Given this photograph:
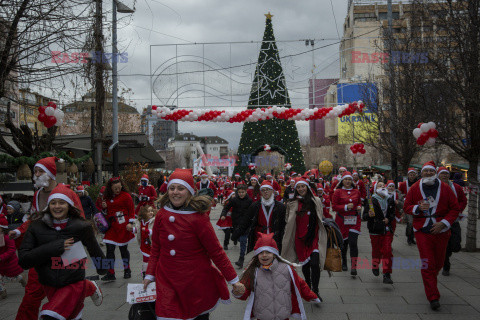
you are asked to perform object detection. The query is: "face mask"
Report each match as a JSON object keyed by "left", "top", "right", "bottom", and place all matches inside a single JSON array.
[
  {"left": 376, "top": 188, "right": 388, "bottom": 197},
  {"left": 141, "top": 180, "right": 148, "bottom": 187},
  {"left": 422, "top": 176, "right": 437, "bottom": 185},
  {"left": 33, "top": 173, "right": 50, "bottom": 188}
]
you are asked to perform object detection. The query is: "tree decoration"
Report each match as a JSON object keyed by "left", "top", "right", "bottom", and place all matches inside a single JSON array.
[
  {"left": 284, "top": 163, "right": 292, "bottom": 170},
  {"left": 0, "top": 151, "right": 92, "bottom": 166},
  {"left": 350, "top": 143, "right": 366, "bottom": 155},
  {"left": 263, "top": 144, "right": 271, "bottom": 151},
  {"left": 37, "top": 101, "right": 65, "bottom": 128},
  {"left": 318, "top": 160, "right": 333, "bottom": 176},
  {"left": 413, "top": 122, "right": 438, "bottom": 146},
  {"left": 248, "top": 163, "right": 257, "bottom": 170}
]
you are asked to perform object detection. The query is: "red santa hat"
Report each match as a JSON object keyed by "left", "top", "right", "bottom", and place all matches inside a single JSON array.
[
  {"left": 140, "top": 174, "right": 149, "bottom": 181},
  {"left": 291, "top": 171, "right": 297, "bottom": 176},
  {"left": 352, "top": 170, "right": 359, "bottom": 176},
  {"left": 99, "top": 186, "right": 106, "bottom": 195},
  {"left": 340, "top": 171, "right": 353, "bottom": 181},
  {"left": 265, "top": 172, "right": 273, "bottom": 178},
  {"left": 47, "top": 184, "right": 78, "bottom": 208},
  {"left": 234, "top": 173, "right": 240, "bottom": 178},
  {"left": 407, "top": 167, "right": 417, "bottom": 174},
  {"left": 387, "top": 180, "right": 395, "bottom": 187},
  {"left": 339, "top": 166, "right": 347, "bottom": 172},
  {"left": 35, "top": 156, "right": 61, "bottom": 180},
  {"left": 168, "top": 169, "right": 195, "bottom": 195},
  {"left": 421, "top": 161, "right": 437, "bottom": 173},
  {"left": 437, "top": 167, "right": 449, "bottom": 175},
  {"left": 225, "top": 180, "right": 232, "bottom": 185},
  {"left": 0, "top": 214, "right": 8, "bottom": 229},
  {"left": 294, "top": 177, "right": 310, "bottom": 189},
  {"left": 260, "top": 180, "right": 273, "bottom": 190},
  {"left": 254, "top": 233, "right": 279, "bottom": 256},
  {"left": 316, "top": 183, "right": 324, "bottom": 191},
  {"left": 75, "top": 185, "right": 85, "bottom": 193},
  {"left": 199, "top": 170, "right": 208, "bottom": 177},
  {"left": 250, "top": 175, "right": 259, "bottom": 181},
  {"left": 278, "top": 175, "right": 285, "bottom": 181}
]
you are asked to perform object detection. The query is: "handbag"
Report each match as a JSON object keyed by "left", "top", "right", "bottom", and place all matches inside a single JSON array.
[
  {"left": 94, "top": 211, "right": 111, "bottom": 233},
  {"left": 324, "top": 228, "right": 342, "bottom": 272},
  {"left": 128, "top": 302, "right": 156, "bottom": 320}
]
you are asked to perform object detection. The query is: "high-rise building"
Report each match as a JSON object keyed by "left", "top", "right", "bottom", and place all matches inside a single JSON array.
[{"left": 141, "top": 106, "right": 178, "bottom": 151}]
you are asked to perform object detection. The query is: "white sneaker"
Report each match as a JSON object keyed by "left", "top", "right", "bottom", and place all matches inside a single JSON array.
[{"left": 90, "top": 280, "right": 103, "bottom": 306}]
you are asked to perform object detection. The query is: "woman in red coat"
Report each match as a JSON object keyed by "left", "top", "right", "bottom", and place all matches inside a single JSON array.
[
  {"left": 101, "top": 177, "right": 135, "bottom": 281},
  {"left": 332, "top": 171, "right": 362, "bottom": 276},
  {"left": 246, "top": 175, "right": 261, "bottom": 202},
  {"left": 143, "top": 169, "right": 244, "bottom": 320}
]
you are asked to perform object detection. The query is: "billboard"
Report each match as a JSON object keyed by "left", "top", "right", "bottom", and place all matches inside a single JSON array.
[{"left": 337, "top": 83, "right": 378, "bottom": 144}]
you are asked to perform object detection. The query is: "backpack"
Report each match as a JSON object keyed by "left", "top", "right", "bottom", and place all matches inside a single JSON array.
[{"left": 128, "top": 302, "right": 156, "bottom": 320}]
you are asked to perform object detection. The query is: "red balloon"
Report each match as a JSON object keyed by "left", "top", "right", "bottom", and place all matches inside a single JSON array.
[
  {"left": 428, "top": 128, "right": 439, "bottom": 138},
  {"left": 47, "top": 101, "right": 57, "bottom": 109},
  {"left": 38, "top": 105, "right": 46, "bottom": 114},
  {"left": 417, "top": 122, "right": 423, "bottom": 129},
  {"left": 38, "top": 113, "right": 47, "bottom": 122},
  {"left": 152, "top": 105, "right": 157, "bottom": 110},
  {"left": 360, "top": 149, "right": 366, "bottom": 154},
  {"left": 47, "top": 116, "right": 57, "bottom": 125}
]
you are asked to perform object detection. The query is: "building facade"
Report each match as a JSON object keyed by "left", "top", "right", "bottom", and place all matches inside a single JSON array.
[{"left": 141, "top": 106, "right": 178, "bottom": 151}]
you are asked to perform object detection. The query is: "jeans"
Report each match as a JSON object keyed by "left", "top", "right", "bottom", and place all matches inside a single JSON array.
[{"left": 239, "top": 235, "right": 248, "bottom": 258}]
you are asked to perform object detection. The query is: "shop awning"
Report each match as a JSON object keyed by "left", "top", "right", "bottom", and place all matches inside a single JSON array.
[
  {"left": 371, "top": 165, "right": 391, "bottom": 172},
  {"left": 451, "top": 163, "right": 469, "bottom": 171}
]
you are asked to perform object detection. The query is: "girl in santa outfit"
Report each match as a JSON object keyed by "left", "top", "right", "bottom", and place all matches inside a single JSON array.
[
  {"left": 281, "top": 178, "right": 328, "bottom": 301},
  {"left": 216, "top": 184, "right": 236, "bottom": 250},
  {"left": 403, "top": 161, "right": 460, "bottom": 310},
  {"left": 133, "top": 205, "right": 155, "bottom": 279},
  {"left": 134, "top": 174, "right": 157, "bottom": 216},
  {"left": 368, "top": 182, "right": 396, "bottom": 284},
  {"left": 101, "top": 177, "right": 135, "bottom": 281},
  {"left": 143, "top": 168, "right": 243, "bottom": 320},
  {"left": 386, "top": 180, "right": 404, "bottom": 229},
  {"left": 232, "top": 173, "right": 242, "bottom": 189},
  {"left": 316, "top": 185, "right": 332, "bottom": 219},
  {"left": 247, "top": 175, "right": 261, "bottom": 202},
  {"left": 234, "top": 233, "right": 321, "bottom": 320},
  {"left": 0, "top": 215, "right": 26, "bottom": 299},
  {"left": 18, "top": 184, "right": 106, "bottom": 319},
  {"left": 332, "top": 171, "right": 362, "bottom": 276}
]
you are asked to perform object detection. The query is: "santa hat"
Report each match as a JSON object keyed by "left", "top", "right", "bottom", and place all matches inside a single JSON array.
[
  {"left": 278, "top": 175, "right": 285, "bottom": 181},
  {"left": 225, "top": 180, "right": 232, "bottom": 185},
  {"left": 340, "top": 171, "right": 353, "bottom": 181},
  {"left": 265, "top": 173, "right": 273, "bottom": 178},
  {"left": 0, "top": 214, "right": 8, "bottom": 229},
  {"left": 75, "top": 185, "right": 85, "bottom": 193},
  {"left": 316, "top": 183, "right": 324, "bottom": 191},
  {"left": 291, "top": 171, "right": 297, "bottom": 176},
  {"left": 421, "top": 161, "right": 437, "bottom": 173},
  {"left": 407, "top": 167, "right": 417, "bottom": 174},
  {"left": 254, "top": 233, "right": 279, "bottom": 256},
  {"left": 260, "top": 180, "right": 273, "bottom": 190},
  {"left": 168, "top": 169, "right": 195, "bottom": 195},
  {"left": 35, "top": 157, "right": 61, "bottom": 180},
  {"left": 437, "top": 167, "right": 449, "bottom": 175},
  {"left": 234, "top": 173, "right": 240, "bottom": 178},
  {"left": 352, "top": 170, "right": 359, "bottom": 176},
  {"left": 387, "top": 180, "right": 395, "bottom": 187},
  {"left": 48, "top": 184, "right": 78, "bottom": 208},
  {"left": 250, "top": 175, "right": 259, "bottom": 181},
  {"left": 140, "top": 174, "right": 149, "bottom": 181},
  {"left": 99, "top": 186, "right": 106, "bottom": 194},
  {"left": 199, "top": 170, "right": 208, "bottom": 177},
  {"left": 294, "top": 178, "right": 310, "bottom": 189},
  {"left": 339, "top": 166, "right": 347, "bottom": 172}
]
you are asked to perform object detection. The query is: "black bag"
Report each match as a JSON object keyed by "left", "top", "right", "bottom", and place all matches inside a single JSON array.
[
  {"left": 449, "top": 221, "right": 462, "bottom": 253},
  {"left": 128, "top": 302, "right": 156, "bottom": 320}
]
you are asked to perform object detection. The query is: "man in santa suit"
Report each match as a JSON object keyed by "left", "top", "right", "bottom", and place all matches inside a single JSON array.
[
  {"left": 232, "top": 180, "right": 286, "bottom": 254},
  {"left": 399, "top": 168, "right": 419, "bottom": 245},
  {"left": 196, "top": 170, "right": 218, "bottom": 198},
  {"left": 9, "top": 157, "right": 85, "bottom": 320},
  {"left": 265, "top": 172, "right": 281, "bottom": 200},
  {"left": 331, "top": 166, "right": 347, "bottom": 190},
  {"left": 403, "top": 161, "right": 460, "bottom": 310},
  {"left": 134, "top": 174, "right": 157, "bottom": 216},
  {"left": 437, "top": 167, "right": 467, "bottom": 276}
]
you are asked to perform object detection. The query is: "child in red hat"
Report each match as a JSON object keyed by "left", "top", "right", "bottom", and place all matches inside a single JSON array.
[{"left": 234, "top": 233, "right": 320, "bottom": 320}]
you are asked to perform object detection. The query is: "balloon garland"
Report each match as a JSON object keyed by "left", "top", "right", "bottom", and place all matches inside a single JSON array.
[
  {"left": 37, "top": 102, "right": 65, "bottom": 128},
  {"left": 412, "top": 122, "right": 438, "bottom": 146},
  {"left": 150, "top": 101, "right": 365, "bottom": 123}
]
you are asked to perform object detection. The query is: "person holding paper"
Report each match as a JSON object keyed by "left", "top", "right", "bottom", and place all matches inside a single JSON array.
[
  {"left": 143, "top": 168, "right": 244, "bottom": 320},
  {"left": 18, "top": 184, "right": 106, "bottom": 320}
]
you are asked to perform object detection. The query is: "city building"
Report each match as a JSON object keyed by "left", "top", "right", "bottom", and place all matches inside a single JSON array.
[
  {"left": 141, "top": 106, "right": 178, "bottom": 151},
  {"left": 308, "top": 78, "right": 338, "bottom": 147},
  {"left": 58, "top": 91, "right": 141, "bottom": 136}
]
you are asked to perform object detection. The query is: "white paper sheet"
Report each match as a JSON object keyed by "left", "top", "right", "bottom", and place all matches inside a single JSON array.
[
  {"left": 60, "top": 241, "right": 87, "bottom": 266},
  {"left": 126, "top": 283, "right": 157, "bottom": 304}
]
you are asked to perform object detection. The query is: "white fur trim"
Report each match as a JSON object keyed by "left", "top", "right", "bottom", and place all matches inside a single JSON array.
[
  {"left": 48, "top": 193, "right": 74, "bottom": 207},
  {"left": 438, "top": 168, "right": 449, "bottom": 175},
  {"left": 145, "top": 274, "right": 155, "bottom": 282},
  {"left": 260, "top": 184, "right": 273, "bottom": 190},
  {"left": 102, "top": 237, "right": 135, "bottom": 246},
  {"left": 440, "top": 219, "right": 451, "bottom": 230},
  {"left": 228, "top": 276, "right": 239, "bottom": 284},
  {"left": 412, "top": 205, "right": 420, "bottom": 215},
  {"left": 294, "top": 180, "right": 309, "bottom": 189},
  {"left": 408, "top": 168, "right": 417, "bottom": 174},
  {"left": 167, "top": 179, "right": 195, "bottom": 195},
  {"left": 341, "top": 174, "right": 353, "bottom": 180},
  {"left": 254, "top": 246, "right": 279, "bottom": 256},
  {"left": 421, "top": 165, "right": 437, "bottom": 172},
  {"left": 163, "top": 206, "right": 197, "bottom": 215},
  {"left": 39, "top": 310, "right": 66, "bottom": 320},
  {"left": 35, "top": 163, "right": 56, "bottom": 180}
]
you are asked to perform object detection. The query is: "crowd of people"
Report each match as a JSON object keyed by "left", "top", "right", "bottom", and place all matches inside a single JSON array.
[{"left": 0, "top": 156, "right": 468, "bottom": 319}]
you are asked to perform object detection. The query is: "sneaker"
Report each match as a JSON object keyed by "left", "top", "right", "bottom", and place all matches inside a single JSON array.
[
  {"left": 90, "top": 281, "right": 103, "bottom": 306},
  {"left": 124, "top": 269, "right": 132, "bottom": 279},
  {"left": 442, "top": 269, "right": 450, "bottom": 276},
  {"left": 372, "top": 268, "right": 379, "bottom": 276},
  {"left": 383, "top": 273, "right": 393, "bottom": 284},
  {"left": 101, "top": 273, "right": 116, "bottom": 282},
  {"left": 430, "top": 299, "right": 440, "bottom": 311},
  {"left": 235, "top": 258, "right": 244, "bottom": 269}
]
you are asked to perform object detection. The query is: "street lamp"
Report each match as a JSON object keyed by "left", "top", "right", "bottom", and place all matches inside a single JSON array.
[{"left": 110, "top": 0, "right": 134, "bottom": 177}]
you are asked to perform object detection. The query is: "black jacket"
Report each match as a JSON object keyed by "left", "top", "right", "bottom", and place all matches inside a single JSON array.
[
  {"left": 220, "top": 194, "right": 253, "bottom": 227},
  {"left": 283, "top": 186, "right": 296, "bottom": 203},
  {"left": 368, "top": 196, "right": 395, "bottom": 235},
  {"left": 19, "top": 214, "right": 107, "bottom": 288},
  {"left": 232, "top": 200, "right": 286, "bottom": 254},
  {"left": 80, "top": 195, "right": 97, "bottom": 220}
]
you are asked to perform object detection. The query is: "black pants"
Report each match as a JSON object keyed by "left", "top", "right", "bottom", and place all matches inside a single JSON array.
[
  {"left": 222, "top": 228, "right": 232, "bottom": 246},
  {"left": 302, "top": 252, "right": 320, "bottom": 293},
  {"left": 106, "top": 243, "right": 130, "bottom": 273},
  {"left": 194, "top": 314, "right": 209, "bottom": 320},
  {"left": 341, "top": 231, "right": 359, "bottom": 268},
  {"left": 444, "top": 222, "right": 462, "bottom": 271}
]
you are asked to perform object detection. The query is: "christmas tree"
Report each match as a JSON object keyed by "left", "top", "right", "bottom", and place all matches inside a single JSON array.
[{"left": 236, "top": 12, "right": 305, "bottom": 175}]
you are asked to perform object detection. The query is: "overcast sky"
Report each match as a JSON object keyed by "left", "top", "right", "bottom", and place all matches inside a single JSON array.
[{"left": 110, "top": 0, "right": 349, "bottom": 149}]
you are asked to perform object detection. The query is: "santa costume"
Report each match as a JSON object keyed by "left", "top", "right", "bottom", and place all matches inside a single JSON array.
[
  {"left": 330, "top": 166, "right": 347, "bottom": 190},
  {"left": 145, "top": 169, "right": 239, "bottom": 320},
  {"left": 196, "top": 170, "right": 218, "bottom": 207},
  {"left": 0, "top": 214, "right": 25, "bottom": 294},
  {"left": 266, "top": 173, "right": 282, "bottom": 201},
  {"left": 0, "top": 196, "right": 6, "bottom": 216},
  {"left": 135, "top": 174, "right": 157, "bottom": 216},
  {"left": 386, "top": 180, "right": 404, "bottom": 232},
  {"left": 317, "top": 185, "right": 332, "bottom": 219},
  {"left": 235, "top": 233, "right": 320, "bottom": 320},
  {"left": 403, "top": 161, "right": 460, "bottom": 307},
  {"left": 246, "top": 175, "right": 261, "bottom": 202}
]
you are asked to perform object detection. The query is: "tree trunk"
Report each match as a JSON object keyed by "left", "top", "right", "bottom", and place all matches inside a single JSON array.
[{"left": 465, "top": 159, "right": 478, "bottom": 252}]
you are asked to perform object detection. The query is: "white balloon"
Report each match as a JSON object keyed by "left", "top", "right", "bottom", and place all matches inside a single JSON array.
[
  {"left": 412, "top": 128, "right": 422, "bottom": 139},
  {"left": 427, "top": 121, "right": 436, "bottom": 130},
  {"left": 151, "top": 110, "right": 157, "bottom": 116},
  {"left": 420, "top": 123, "right": 430, "bottom": 133},
  {"left": 425, "top": 137, "right": 436, "bottom": 146},
  {"left": 55, "top": 119, "right": 64, "bottom": 126},
  {"left": 54, "top": 109, "right": 65, "bottom": 120},
  {"left": 45, "top": 107, "right": 55, "bottom": 116}
]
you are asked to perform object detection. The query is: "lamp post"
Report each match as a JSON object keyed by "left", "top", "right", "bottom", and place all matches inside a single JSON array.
[{"left": 110, "top": 0, "right": 134, "bottom": 177}]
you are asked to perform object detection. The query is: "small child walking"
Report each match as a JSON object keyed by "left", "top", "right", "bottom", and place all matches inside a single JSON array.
[
  {"left": 0, "top": 215, "right": 26, "bottom": 299},
  {"left": 133, "top": 205, "right": 155, "bottom": 279},
  {"left": 233, "top": 233, "right": 320, "bottom": 320}
]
